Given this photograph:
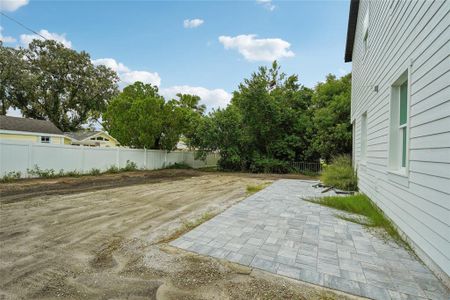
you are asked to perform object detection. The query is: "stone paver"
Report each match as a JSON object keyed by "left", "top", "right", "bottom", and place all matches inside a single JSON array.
[{"left": 170, "top": 179, "right": 449, "bottom": 300}]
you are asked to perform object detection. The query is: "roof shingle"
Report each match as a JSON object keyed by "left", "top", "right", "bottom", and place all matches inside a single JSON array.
[{"left": 0, "top": 116, "right": 63, "bottom": 135}]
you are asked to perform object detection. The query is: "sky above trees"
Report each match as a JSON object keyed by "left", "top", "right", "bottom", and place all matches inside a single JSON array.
[{"left": 0, "top": 0, "right": 351, "bottom": 111}]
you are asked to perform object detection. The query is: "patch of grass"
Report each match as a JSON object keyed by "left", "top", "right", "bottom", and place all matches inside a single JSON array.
[
  {"left": 321, "top": 155, "right": 357, "bottom": 191},
  {"left": 0, "top": 171, "right": 22, "bottom": 183},
  {"left": 246, "top": 183, "right": 269, "bottom": 195},
  {"left": 27, "top": 165, "right": 57, "bottom": 178},
  {"left": 307, "top": 194, "right": 409, "bottom": 249},
  {"left": 159, "top": 211, "right": 216, "bottom": 243}
]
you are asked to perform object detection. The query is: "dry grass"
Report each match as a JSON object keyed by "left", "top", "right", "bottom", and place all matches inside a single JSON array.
[
  {"left": 246, "top": 183, "right": 270, "bottom": 195},
  {"left": 158, "top": 211, "right": 216, "bottom": 243}
]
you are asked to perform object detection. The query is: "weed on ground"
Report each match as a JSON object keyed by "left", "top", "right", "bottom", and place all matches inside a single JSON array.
[
  {"left": 246, "top": 183, "right": 270, "bottom": 195},
  {"left": 306, "top": 194, "right": 410, "bottom": 250},
  {"left": 158, "top": 212, "right": 216, "bottom": 243}
]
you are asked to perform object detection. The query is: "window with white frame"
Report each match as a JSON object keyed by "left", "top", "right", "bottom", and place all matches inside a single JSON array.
[
  {"left": 389, "top": 71, "right": 409, "bottom": 172},
  {"left": 360, "top": 112, "right": 368, "bottom": 161},
  {"left": 41, "top": 136, "right": 50, "bottom": 143}
]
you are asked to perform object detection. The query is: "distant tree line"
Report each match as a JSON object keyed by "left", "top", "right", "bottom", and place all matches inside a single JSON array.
[
  {"left": 1, "top": 40, "right": 351, "bottom": 171},
  {"left": 191, "top": 62, "right": 352, "bottom": 171}
]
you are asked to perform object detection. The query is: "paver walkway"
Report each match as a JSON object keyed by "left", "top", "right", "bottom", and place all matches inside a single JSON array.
[{"left": 171, "top": 180, "right": 449, "bottom": 300}]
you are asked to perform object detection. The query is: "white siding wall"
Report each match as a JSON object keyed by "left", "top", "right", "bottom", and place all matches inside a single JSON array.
[{"left": 350, "top": 0, "right": 450, "bottom": 282}]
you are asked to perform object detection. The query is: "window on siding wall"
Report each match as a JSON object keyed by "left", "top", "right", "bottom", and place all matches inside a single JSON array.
[
  {"left": 361, "top": 113, "right": 368, "bottom": 162},
  {"left": 41, "top": 136, "right": 50, "bottom": 143},
  {"left": 389, "top": 71, "right": 409, "bottom": 172}
]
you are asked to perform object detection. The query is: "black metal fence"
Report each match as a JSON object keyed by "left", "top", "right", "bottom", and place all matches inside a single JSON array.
[{"left": 289, "top": 161, "right": 322, "bottom": 174}]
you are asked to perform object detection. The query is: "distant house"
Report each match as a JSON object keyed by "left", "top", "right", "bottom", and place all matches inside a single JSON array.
[
  {"left": 64, "top": 131, "right": 120, "bottom": 147},
  {"left": 345, "top": 0, "right": 449, "bottom": 284},
  {"left": 0, "top": 115, "right": 70, "bottom": 145}
]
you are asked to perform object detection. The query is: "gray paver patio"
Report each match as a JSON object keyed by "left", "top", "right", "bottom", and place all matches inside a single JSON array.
[{"left": 170, "top": 179, "right": 449, "bottom": 300}]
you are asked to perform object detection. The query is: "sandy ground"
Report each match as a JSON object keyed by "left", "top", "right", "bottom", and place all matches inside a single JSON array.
[{"left": 0, "top": 170, "right": 358, "bottom": 299}]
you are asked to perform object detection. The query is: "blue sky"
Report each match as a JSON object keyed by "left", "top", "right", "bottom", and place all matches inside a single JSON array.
[{"left": 0, "top": 0, "right": 351, "bottom": 110}]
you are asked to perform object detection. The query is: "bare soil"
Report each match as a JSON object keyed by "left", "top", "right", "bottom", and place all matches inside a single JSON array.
[{"left": 0, "top": 170, "right": 357, "bottom": 299}]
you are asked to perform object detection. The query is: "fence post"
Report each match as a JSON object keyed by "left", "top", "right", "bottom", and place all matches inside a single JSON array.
[
  {"left": 28, "top": 143, "right": 33, "bottom": 176},
  {"left": 81, "top": 146, "right": 85, "bottom": 173},
  {"left": 116, "top": 147, "right": 120, "bottom": 168},
  {"left": 144, "top": 148, "right": 147, "bottom": 170}
]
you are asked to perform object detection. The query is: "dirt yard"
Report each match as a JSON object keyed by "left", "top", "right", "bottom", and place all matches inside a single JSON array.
[{"left": 0, "top": 170, "right": 356, "bottom": 299}]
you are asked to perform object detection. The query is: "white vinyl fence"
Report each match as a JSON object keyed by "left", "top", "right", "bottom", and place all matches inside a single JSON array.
[{"left": 0, "top": 140, "right": 219, "bottom": 177}]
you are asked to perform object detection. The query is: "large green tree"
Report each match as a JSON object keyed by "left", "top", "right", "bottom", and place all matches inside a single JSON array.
[
  {"left": 312, "top": 73, "right": 352, "bottom": 161},
  {"left": 0, "top": 42, "right": 28, "bottom": 115},
  {"left": 103, "top": 82, "right": 206, "bottom": 150},
  {"left": 192, "top": 61, "right": 316, "bottom": 172},
  {"left": 1, "top": 40, "right": 119, "bottom": 131},
  {"left": 103, "top": 82, "right": 165, "bottom": 149}
]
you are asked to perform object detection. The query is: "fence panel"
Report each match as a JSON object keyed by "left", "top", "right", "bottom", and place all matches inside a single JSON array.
[
  {"left": 289, "top": 161, "right": 322, "bottom": 174},
  {"left": 0, "top": 140, "right": 218, "bottom": 177},
  {"left": 118, "top": 148, "right": 146, "bottom": 169}
]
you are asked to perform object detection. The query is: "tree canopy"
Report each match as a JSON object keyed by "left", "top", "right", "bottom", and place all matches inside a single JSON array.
[
  {"left": 191, "top": 62, "right": 352, "bottom": 172},
  {"left": 103, "top": 82, "right": 206, "bottom": 150},
  {"left": 0, "top": 40, "right": 119, "bottom": 131}
]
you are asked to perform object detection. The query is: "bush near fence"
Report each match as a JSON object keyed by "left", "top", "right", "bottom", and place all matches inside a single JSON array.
[{"left": 0, "top": 140, "right": 219, "bottom": 178}]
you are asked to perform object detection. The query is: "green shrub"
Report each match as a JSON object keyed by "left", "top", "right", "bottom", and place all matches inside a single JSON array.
[
  {"left": 27, "top": 165, "right": 57, "bottom": 178},
  {"left": 1, "top": 171, "right": 22, "bottom": 183},
  {"left": 164, "top": 162, "right": 192, "bottom": 169},
  {"left": 89, "top": 168, "right": 101, "bottom": 176},
  {"left": 105, "top": 165, "right": 119, "bottom": 174},
  {"left": 249, "top": 158, "right": 291, "bottom": 174},
  {"left": 64, "top": 170, "right": 82, "bottom": 177},
  {"left": 321, "top": 155, "right": 357, "bottom": 191},
  {"left": 121, "top": 160, "right": 138, "bottom": 172}
]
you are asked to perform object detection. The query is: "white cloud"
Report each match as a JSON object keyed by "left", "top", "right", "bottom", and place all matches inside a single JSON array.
[
  {"left": 218, "top": 34, "right": 294, "bottom": 62},
  {"left": 256, "top": 0, "right": 275, "bottom": 11},
  {"left": 92, "top": 58, "right": 161, "bottom": 88},
  {"left": 20, "top": 29, "right": 72, "bottom": 48},
  {"left": 160, "top": 85, "right": 232, "bottom": 111},
  {"left": 183, "top": 19, "right": 204, "bottom": 29},
  {"left": 0, "top": 26, "right": 16, "bottom": 43},
  {"left": 6, "top": 107, "right": 22, "bottom": 117},
  {"left": 120, "top": 71, "right": 161, "bottom": 87},
  {"left": 0, "top": 0, "right": 29, "bottom": 12},
  {"left": 91, "top": 58, "right": 130, "bottom": 73}
]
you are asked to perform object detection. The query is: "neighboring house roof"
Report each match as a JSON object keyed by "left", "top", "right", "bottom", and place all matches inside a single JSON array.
[
  {"left": 64, "top": 130, "right": 118, "bottom": 143},
  {"left": 64, "top": 131, "right": 98, "bottom": 141},
  {"left": 344, "top": 0, "right": 360, "bottom": 62},
  {"left": 0, "top": 115, "right": 63, "bottom": 135}
]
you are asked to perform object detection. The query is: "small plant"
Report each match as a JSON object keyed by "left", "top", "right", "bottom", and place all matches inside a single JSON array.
[
  {"left": 105, "top": 165, "right": 119, "bottom": 174},
  {"left": 120, "top": 160, "right": 138, "bottom": 172},
  {"left": 321, "top": 155, "right": 357, "bottom": 191},
  {"left": 1, "top": 171, "right": 22, "bottom": 183},
  {"left": 27, "top": 165, "right": 57, "bottom": 178},
  {"left": 89, "top": 168, "right": 101, "bottom": 176}
]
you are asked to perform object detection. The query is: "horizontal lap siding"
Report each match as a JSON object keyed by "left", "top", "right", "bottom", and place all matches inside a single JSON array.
[{"left": 351, "top": 0, "right": 450, "bottom": 278}]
